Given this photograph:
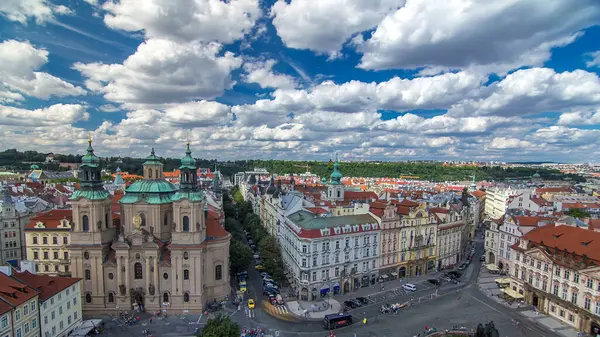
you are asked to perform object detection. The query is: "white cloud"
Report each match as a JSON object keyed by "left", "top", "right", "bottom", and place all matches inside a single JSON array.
[
  {"left": 530, "top": 125, "right": 600, "bottom": 146},
  {"left": 98, "top": 104, "right": 121, "bottom": 113},
  {"left": 271, "top": 0, "right": 403, "bottom": 57},
  {"left": 448, "top": 68, "right": 600, "bottom": 117},
  {"left": 487, "top": 137, "right": 533, "bottom": 149},
  {"left": 102, "top": 0, "right": 261, "bottom": 43},
  {"left": 358, "top": 0, "right": 600, "bottom": 73},
  {"left": 242, "top": 59, "right": 299, "bottom": 90},
  {"left": 74, "top": 39, "right": 242, "bottom": 109},
  {"left": 0, "top": 40, "right": 86, "bottom": 100},
  {"left": 163, "top": 100, "right": 232, "bottom": 127},
  {"left": 585, "top": 50, "right": 600, "bottom": 68},
  {"left": 557, "top": 110, "right": 600, "bottom": 126},
  {"left": 0, "top": 104, "right": 89, "bottom": 126},
  {"left": 0, "top": 0, "right": 72, "bottom": 24}
]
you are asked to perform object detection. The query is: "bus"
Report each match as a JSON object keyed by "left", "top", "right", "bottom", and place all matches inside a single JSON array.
[{"left": 323, "top": 313, "right": 353, "bottom": 330}]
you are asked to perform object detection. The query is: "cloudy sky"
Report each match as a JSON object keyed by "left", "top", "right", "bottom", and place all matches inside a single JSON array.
[{"left": 1, "top": 0, "right": 600, "bottom": 162}]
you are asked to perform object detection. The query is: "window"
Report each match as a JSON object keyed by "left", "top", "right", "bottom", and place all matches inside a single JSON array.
[
  {"left": 82, "top": 215, "right": 89, "bottom": 232},
  {"left": 44, "top": 316, "right": 48, "bottom": 324},
  {"left": 164, "top": 213, "right": 169, "bottom": 227},
  {"left": 52, "top": 237, "right": 58, "bottom": 245},
  {"left": 163, "top": 273, "right": 168, "bottom": 280},
  {"left": 183, "top": 269, "right": 189, "bottom": 280},
  {"left": 33, "top": 237, "right": 38, "bottom": 244},
  {"left": 562, "top": 287, "right": 568, "bottom": 300},
  {"left": 85, "top": 293, "right": 92, "bottom": 303},
  {"left": 51, "top": 311, "right": 55, "bottom": 319},
  {"left": 182, "top": 216, "right": 190, "bottom": 232},
  {"left": 15, "top": 309, "right": 20, "bottom": 321},
  {"left": 1, "top": 315, "right": 7, "bottom": 328},
  {"left": 16, "top": 328, "right": 21, "bottom": 337},
  {"left": 553, "top": 284, "right": 559, "bottom": 296},
  {"left": 574, "top": 273, "right": 580, "bottom": 283},
  {"left": 43, "top": 237, "right": 48, "bottom": 244},
  {"left": 63, "top": 236, "right": 68, "bottom": 244},
  {"left": 215, "top": 265, "right": 222, "bottom": 280},
  {"left": 33, "top": 252, "right": 39, "bottom": 260},
  {"left": 32, "top": 318, "right": 36, "bottom": 329},
  {"left": 23, "top": 305, "right": 28, "bottom": 315},
  {"left": 108, "top": 293, "right": 114, "bottom": 303},
  {"left": 74, "top": 311, "right": 78, "bottom": 320},
  {"left": 134, "top": 262, "right": 143, "bottom": 279},
  {"left": 585, "top": 297, "right": 591, "bottom": 310},
  {"left": 572, "top": 292, "right": 578, "bottom": 305},
  {"left": 184, "top": 293, "right": 190, "bottom": 302},
  {"left": 24, "top": 323, "right": 29, "bottom": 333},
  {"left": 596, "top": 302, "right": 600, "bottom": 315},
  {"left": 564, "top": 270, "right": 570, "bottom": 280},
  {"left": 64, "top": 252, "right": 68, "bottom": 260},
  {"left": 555, "top": 267, "right": 561, "bottom": 277},
  {"left": 53, "top": 251, "right": 59, "bottom": 259},
  {"left": 43, "top": 252, "right": 48, "bottom": 259},
  {"left": 163, "top": 293, "right": 169, "bottom": 303},
  {"left": 60, "top": 321, "right": 63, "bottom": 330},
  {"left": 587, "top": 278, "right": 594, "bottom": 289},
  {"left": 85, "top": 269, "right": 91, "bottom": 280},
  {"left": 140, "top": 213, "right": 146, "bottom": 227}
]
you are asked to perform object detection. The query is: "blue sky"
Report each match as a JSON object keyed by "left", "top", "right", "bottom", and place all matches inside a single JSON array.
[{"left": 1, "top": 0, "right": 600, "bottom": 162}]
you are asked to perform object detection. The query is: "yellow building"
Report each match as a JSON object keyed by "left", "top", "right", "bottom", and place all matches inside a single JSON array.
[{"left": 24, "top": 210, "right": 72, "bottom": 276}]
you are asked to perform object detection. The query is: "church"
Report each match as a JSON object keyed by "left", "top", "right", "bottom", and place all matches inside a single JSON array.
[{"left": 68, "top": 139, "right": 231, "bottom": 314}]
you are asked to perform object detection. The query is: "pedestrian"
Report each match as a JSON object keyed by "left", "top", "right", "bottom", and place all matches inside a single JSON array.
[{"left": 149, "top": 318, "right": 152, "bottom": 324}]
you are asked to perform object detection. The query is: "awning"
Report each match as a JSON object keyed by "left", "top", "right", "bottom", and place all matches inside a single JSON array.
[
  {"left": 502, "top": 288, "right": 524, "bottom": 299},
  {"left": 320, "top": 285, "right": 330, "bottom": 293},
  {"left": 495, "top": 278, "right": 511, "bottom": 284},
  {"left": 487, "top": 264, "right": 499, "bottom": 271},
  {"left": 391, "top": 272, "right": 398, "bottom": 276},
  {"left": 333, "top": 283, "right": 340, "bottom": 289},
  {"left": 380, "top": 275, "right": 389, "bottom": 279}
]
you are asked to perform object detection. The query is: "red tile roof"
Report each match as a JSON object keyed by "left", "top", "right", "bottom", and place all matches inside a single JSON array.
[
  {"left": 305, "top": 207, "right": 329, "bottom": 215},
  {"left": 13, "top": 271, "right": 80, "bottom": 302},
  {"left": 397, "top": 205, "right": 410, "bottom": 215},
  {"left": 0, "top": 272, "right": 38, "bottom": 307},
  {"left": 535, "top": 187, "right": 574, "bottom": 194},
  {"left": 344, "top": 191, "right": 377, "bottom": 201},
  {"left": 530, "top": 196, "right": 552, "bottom": 207},
  {"left": 24, "top": 209, "right": 73, "bottom": 230},
  {"left": 0, "top": 297, "right": 12, "bottom": 315},
  {"left": 471, "top": 190, "right": 486, "bottom": 198},
  {"left": 205, "top": 208, "right": 229, "bottom": 240},
  {"left": 512, "top": 215, "right": 551, "bottom": 227},
  {"left": 398, "top": 199, "right": 420, "bottom": 207},
  {"left": 428, "top": 207, "right": 449, "bottom": 214},
  {"left": 517, "top": 224, "right": 600, "bottom": 263}
]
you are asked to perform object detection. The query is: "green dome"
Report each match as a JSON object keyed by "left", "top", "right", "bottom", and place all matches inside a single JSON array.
[
  {"left": 125, "top": 179, "right": 178, "bottom": 194},
  {"left": 30, "top": 164, "right": 40, "bottom": 170},
  {"left": 330, "top": 160, "right": 343, "bottom": 184},
  {"left": 179, "top": 142, "right": 196, "bottom": 170},
  {"left": 81, "top": 139, "right": 100, "bottom": 168},
  {"left": 143, "top": 148, "right": 162, "bottom": 166}
]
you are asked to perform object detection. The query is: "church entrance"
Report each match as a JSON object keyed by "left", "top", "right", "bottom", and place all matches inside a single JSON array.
[{"left": 131, "top": 288, "right": 145, "bottom": 312}]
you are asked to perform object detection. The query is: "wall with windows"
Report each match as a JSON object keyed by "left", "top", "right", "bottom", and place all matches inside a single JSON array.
[
  {"left": 40, "top": 281, "right": 82, "bottom": 337},
  {"left": 12, "top": 297, "right": 39, "bottom": 337},
  {"left": 25, "top": 229, "right": 71, "bottom": 276},
  {"left": 0, "top": 311, "right": 13, "bottom": 337}
]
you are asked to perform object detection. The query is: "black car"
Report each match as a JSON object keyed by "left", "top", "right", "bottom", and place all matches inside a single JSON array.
[
  {"left": 356, "top": 297, "right": 369, "bottom": 305},
  {"left": 448, "top": 271, "right": 462, "bottom": 278},
  {"left": 264, "top": 289, "right": 278, "bottom": 296},
  {"left": 343, "top": 300, "right": 358, "bottom": 309},
  {"left": 427, "top": 279, "right": 440, "bottom": 286}
]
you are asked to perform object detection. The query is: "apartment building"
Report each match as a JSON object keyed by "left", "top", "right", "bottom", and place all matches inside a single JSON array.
[
  {"left": 484, "top": 218, "right": 501, "bottom": 265},
  {"left": 484, "top": 187, "right": 529, "bottom": 219},
  {"left": 0, "top": 272, "right": 39, "bottom": 337},
  {"left": 13, "top": 272, "right": 82, "bottom": 337},
  {"left": 510, "top": 225, "right": 600, "bottom": 335},
  {"left": 279, "top": 210, "right": 380, "bottom": 299},
  {"left": 24, "top": 210, "right": 72, "bottom": 276},
  {"left": 433, "top": 207, "right": 466, "bottom": 270},
  {"left": 497, "top": 214, "right": 553, "bottom": 271},
  {"left": 0, "top": 185, "right": 30, "bottom": 265}
]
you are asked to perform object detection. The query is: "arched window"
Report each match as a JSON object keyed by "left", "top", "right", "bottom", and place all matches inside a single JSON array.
[
  {"left": 337, "top": 190, "right": 341, "bottom": 198},
  {"left": 140, "top": 213, "right": 146, "bottom": 227},
  {"left": 215, "top": 265, "right": 222, "bottom": 280},
  {"left": 163, "top": 293, "right": 169, "bottom": 303},
  {"left": 155, "top": 169, "right": 159, "bottom": 178},
  {"left": 105, "top": 213, "right": 109, "bottom": 228},
  {"left": 164, "top": 213, "right": 168, "bottom": 227},
  {"left": 108, "top": 293, "right": 114, "bottom": 303},
  {"left": 134, "top": 262, "right": 143, "bottom": 279},
  {"left": 183, "top": 293, "right": 190, "bottom": 303},
  {"left": 85, "top": 293, "right": 92, "bottom": 303},
  {"left": 183, "top": 269, "right": 189, "bottom": 280},
  {"left": 182, "top": 216, "right": 190, "bottom": 232},
  {"left": 85, "top": 269, "right": 91, "bottom": 280},
  {"left": 82, "top": 215, "right": 89, "bottom": 232},
  {"left": 149, "top": 169, "right": 153, "bottom": 178}
]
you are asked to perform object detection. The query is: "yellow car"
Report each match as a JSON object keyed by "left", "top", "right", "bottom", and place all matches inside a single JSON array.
[
  {"left": 240, "top": 286, "right": 247, "bottom": 293},
  {"left": 248, "top": 299, "right": 255, "bottom": 309},
  {"left": 255, "top": 265, "right": 265, "bottom": 271}
]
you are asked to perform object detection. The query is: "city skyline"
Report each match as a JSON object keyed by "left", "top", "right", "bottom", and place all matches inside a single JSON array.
[{"left": 1, "top": 0, "right": 600, "bottom": 163}]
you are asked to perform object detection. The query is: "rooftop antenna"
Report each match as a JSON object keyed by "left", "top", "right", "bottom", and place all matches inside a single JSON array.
[
  {"left": 88, "top": 131, "right": 92, "bottom": 143},
  {"left": 186, "top": 129, "right": 190, "bottom": 145}
]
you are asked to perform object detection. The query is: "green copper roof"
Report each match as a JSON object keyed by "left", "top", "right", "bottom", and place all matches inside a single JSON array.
[
  {"left": 179, "top": 142, "right": 196, "bottom": 170},
  {"left": 288, "top": 210, "right": 376, "bottom": 230},
  {"left": 171, "top": 190, "right": 204, "bottom": 202},
  {"left": 81, "top": 139, "right": 100, "bottom": 168},
  {"left": 119, "top": 193, "right": 174, "bottom": 204},
  {"left": 125, "top": 179, "right": 177, "bottom": 194},
  {"left": 143, "top": 148, "right": 163, "bottom": 166},
  {"left": 70, "top": 189, "right": 110, "bottom": 201},
  {"left": 329, "top": 160, "right": 343, "bottom": 184}
]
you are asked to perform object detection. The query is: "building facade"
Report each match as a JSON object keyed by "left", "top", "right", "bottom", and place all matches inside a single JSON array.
[
  {"left": 24, "top": 210, "right": 72, "bottom": 276},
  {"left": 435, "top": 211, "right": 465, "bottom": 270},
  {"left": 68, "top": 140, "right": 230, "bottom": 314},
  {"left": 0, "top": 185, "right": 29, "bottom": 265},
  {"left": 279, "top": 210, "right": 381, "bottom": 299},
  {"left": 484, "top": 218, "right": 500, "bottom": 264},
  {"left": 485, "top": 187, "right": 529, "bottom": 220},
  {"left": 510, "top": 225, "right": 600, "bottom": 335},
  {"left": 0, "top": 272, "right": 39, "bottom": 337}
]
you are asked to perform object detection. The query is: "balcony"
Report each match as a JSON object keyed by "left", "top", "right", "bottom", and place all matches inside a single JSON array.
[
  {"left": 59, "top": 259, "right": 70, "bottom": 264},
  {"left": 299, "top": 279, "right": 309, "bottom": 285}
]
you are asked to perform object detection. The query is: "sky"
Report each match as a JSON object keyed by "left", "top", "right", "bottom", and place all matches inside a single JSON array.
[{"left": 1, "top": 0, "right": 600, "bottom": 163}]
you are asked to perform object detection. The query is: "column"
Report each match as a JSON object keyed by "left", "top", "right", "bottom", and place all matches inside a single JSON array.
[
  {"left": 171, "top": 256, "right": 178, "bottom": 295},
  {"left": 145, "top": 258, "right": 150, "bottom": 295},
  {"left": 96, "top": 256, "right": 105, "bottom": 297},
  {"left": 153, "top": 257, "right": 159, "bottom": 297},
  {"left": 116, "top": 256, "right": 122, "bottom": 293},
  {"left": 177, "top": 256, "right": 183, "bottom": 295},
  {"left": 91, "top": 256, "right": 99, "bottom": 295},
  {"left": 125, "top": 257, "right": 130, "bottom": 294}
]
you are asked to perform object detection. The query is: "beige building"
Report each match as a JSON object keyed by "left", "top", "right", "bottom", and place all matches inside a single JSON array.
[
  {"left": 68, "top": 140, "right": 231, "bottom": 314},
  {"left": 24, "top": 209, "right": 72, "bottom": 276},
  {"left": 0, "top": 271, "right": 39, "bottom": 337},
  {"left": 510, "top": 224, "right": 600, "bottom": 335},
  {"left": 484, "top": 218, "right": 501, "bottom": 264},
  {"left": 432, "top": 207, "right": 465, "bottom": 270}
]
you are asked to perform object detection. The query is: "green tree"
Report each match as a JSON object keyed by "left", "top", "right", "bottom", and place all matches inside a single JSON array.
[
  {"left": 564, "top": 208, "right": 591, "bottom": 219},
  {"left": 484, "top": 321, "right": 499, "bottom": 337},
  {"left": 199, "top": 315, "right": 240, "bottom": 337},
  {"left": 475, "top": 323, "right": 485, "bottom": 337},
  {"left": 229, "top": 239, "right": 253, "bottom": 275}
]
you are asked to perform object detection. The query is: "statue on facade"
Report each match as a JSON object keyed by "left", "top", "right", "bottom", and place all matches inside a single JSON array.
[
  {"left": 119, "top": 284, "right": 126, "bottom": 295},
  {"left": 148, "top": 284, "right": 155, "bottom": 295}
]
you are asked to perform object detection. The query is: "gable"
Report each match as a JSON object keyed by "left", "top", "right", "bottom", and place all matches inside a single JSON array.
[{"left": 525, "top": 248, "right": 552, "bottom": 263}]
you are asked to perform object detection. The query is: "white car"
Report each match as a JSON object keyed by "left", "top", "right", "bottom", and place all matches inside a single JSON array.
[{"left": 402, "top": 283, "right": 417, "bottom": 292}]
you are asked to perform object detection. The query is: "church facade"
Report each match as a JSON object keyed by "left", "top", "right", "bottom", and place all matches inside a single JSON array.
[{"left": 68, "top": 140, "right": 231, "bottom": 314}]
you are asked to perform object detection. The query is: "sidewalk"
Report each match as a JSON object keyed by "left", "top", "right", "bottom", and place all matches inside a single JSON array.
[
  {"left": 287, "top": 298, "right": 342, "bottom": 320},
  {"left": 336, "top": 271, "right": 443, "bottom": 302},
  {"left": 477, "top": 265, "right": 579, "bottom": 337}
]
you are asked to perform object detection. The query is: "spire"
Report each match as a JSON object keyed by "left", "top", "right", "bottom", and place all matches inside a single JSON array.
[
  {"left": 81, "top": 133, "right": 100, "bottom": 168},
  {"left": 143, "top": 148, "right": 162, "bottom": 166},
  {"left": 330, "top": 153, "right": 343, "bottom": 184},
  {"left": 179, "top": 141, "right": 196, "bottom": 169}
]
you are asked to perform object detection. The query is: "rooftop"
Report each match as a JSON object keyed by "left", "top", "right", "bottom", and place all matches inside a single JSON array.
[
  {"left": 13, "top": 271, "right": 81, "bottom": 302},
  {"left": 25, "top": 209, "right": 73, "bottom": 230},
  {"left": 0, "top": 272, "right": 38, "bottom": 307},
  {"left": 518, "top": 224, "right": 600, "bottom": 263},
  {"left": 287, "top": 210, "right": 377, "bottom": 230}
]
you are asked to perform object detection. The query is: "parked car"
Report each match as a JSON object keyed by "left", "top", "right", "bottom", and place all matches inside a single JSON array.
[
  {"left": 248, "top": 239, "right": 254, "bottom": 245},
  {"left": 457, "top": 264, "right": 466, "bottom": 271},
  {"left": 356, "top": 297, "right": 369, "bottom": 305},
  {"left": 350, "top": 299, "right": 363, "bottom": 307},
  {"left": 402, "top": 283, "right": 417, "bottom": 292},
  {"left": 262, "top": 276, "right": 274, "bottom": 283},
  {"left": 440, "top": 275, "right": 452, "bottom": 282},
  {"left": 480, "top": 255, "right": 485, "bottom": 262},
  {"left": 343, "top": 300, "right": 358, "bottom": 309},
  {"left": 448, "top": 271, "right": 462, "bottom": 278},
  {"left": 264, "top": 289, "right": 278, "bottom": 297},
  {"left": 427, "top": 279, "right": 440, "bottom": 286},
  {"left": 264, "top": 283, "right": 278, "bottom": 290}
]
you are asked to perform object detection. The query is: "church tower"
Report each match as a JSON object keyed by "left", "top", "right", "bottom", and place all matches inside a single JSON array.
[
  {"left": 143, "top": 148, "right": 164, "bottom": 179},
  {"left": 69, "top": 136, "right": 115, "bottom": 310},
  {"left": 327, "top": 155, "right": 345, "bottom": 201},
  {"left": 170, "top": 141, "right": 206, "bottom": 311}
]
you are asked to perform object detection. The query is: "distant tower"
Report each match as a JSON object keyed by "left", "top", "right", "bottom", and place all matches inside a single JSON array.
[
  {"left": 213, "top": 164, "right": 222, "bottom": 200},
  {"left": 143, "top": 148, "right": 164, "bottom": 179},
  {"left": 327, "top": 154, "right": 344, "bottom": 201},
  {"left": 470, "top": 176, "right": 477, "bottom": 191}
]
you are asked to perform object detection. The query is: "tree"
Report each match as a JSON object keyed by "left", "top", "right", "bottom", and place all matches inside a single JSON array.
[
  {"left": 199, "top": 315, "right": 240, "bottom": 337},
  {"left": 475, "top": 323, "right": 485, "bottom": 337},
  {"left": 483, "top": 321, "right": 499, "bottom": 337},
  {"left": 564, "top": 208, "right": 590, "bottom": 219},
  {"left": 229, "top": 239, "right": 253, "bottom": 275}
]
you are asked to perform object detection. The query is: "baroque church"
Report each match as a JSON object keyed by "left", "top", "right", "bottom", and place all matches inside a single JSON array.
[{"left": 68, "top": 139, "right": 231, "bottom": 314}]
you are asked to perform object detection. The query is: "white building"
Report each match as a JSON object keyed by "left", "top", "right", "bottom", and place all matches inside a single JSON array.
[
  {"left": 279, "top": 210, "right": 381, "bottom": 300},
  {"left": 432, "top": 208, "right": 466, "bottom": 270},
  {"left": 497, "top": 214, "right": 553, "bottom": 271},
  {"left": 0, "top": 271, "right": 40, "bottom": 337},
  {"left": 12, "top": 272, "right": 82, "bottom": 337},
  {"left": 485, "top": 187, "right": 530, "bottom": 220},
  {"left": 484, "top": 218, "right": 501, "bottom": 265}
]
